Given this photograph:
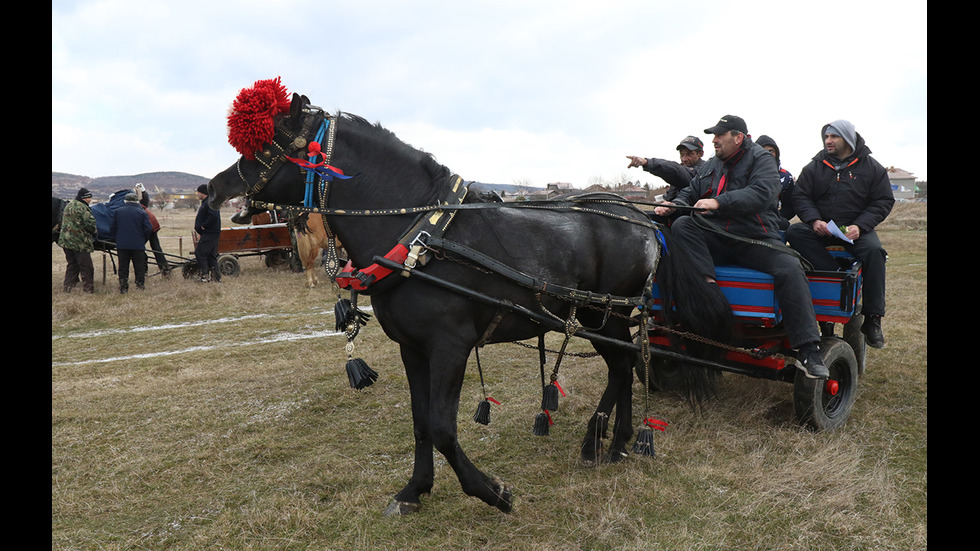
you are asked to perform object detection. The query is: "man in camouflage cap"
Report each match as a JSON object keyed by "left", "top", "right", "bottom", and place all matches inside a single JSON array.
[{"left": 58, "top": 188, "right": 97, "bottom": 293}]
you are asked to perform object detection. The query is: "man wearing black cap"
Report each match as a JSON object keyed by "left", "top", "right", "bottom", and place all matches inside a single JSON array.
[
  {"left": 626, "top": 135, "right": 706, "bottom": 202},
  {"left": 194, "top": 184, "right": 222, "bottom": 282},
  {"left": 654, "top": 115, "right": 828, "bottom": 379},
  {"left": 58, "top": 188, "right": 98, "bottom": 293},
  {"left": 786, "top": 120, "right": 894, "bottom": 348}
]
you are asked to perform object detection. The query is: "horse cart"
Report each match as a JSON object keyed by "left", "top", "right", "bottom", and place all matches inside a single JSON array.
[
  {"left": 205, "top": 80, "right": 872, "bottom": 514},
  {"left": 183, "top": 211, "right": 296, "bottom": 278},
  {"left": 642, "top": 244, "right": 865, "bottom": 432}
]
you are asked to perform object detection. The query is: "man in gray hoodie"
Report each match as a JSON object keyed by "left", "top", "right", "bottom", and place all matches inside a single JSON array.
[{"left": 787, "top": 120, "right": 894, "bottom": 348}]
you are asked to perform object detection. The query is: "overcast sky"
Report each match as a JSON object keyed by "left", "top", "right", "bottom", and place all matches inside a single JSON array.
[{"left": 52, "top": 0, "right": 927, "bottom": 189}]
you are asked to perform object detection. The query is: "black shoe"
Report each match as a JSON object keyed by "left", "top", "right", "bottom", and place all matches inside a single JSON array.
[
  {"left": 797, "top": 342, "right": 829, "bottom": 379},
  {"left": 862, "top": 314, "right": 884, "bottom": 348}
]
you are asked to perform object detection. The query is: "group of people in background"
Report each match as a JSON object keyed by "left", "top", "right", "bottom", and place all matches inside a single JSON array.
[
  {"left": 630, "top": 115, "right": 894, "bottom": 379},
  {"left": 57, "top": 183, "right": 223, "bottom": 294}
]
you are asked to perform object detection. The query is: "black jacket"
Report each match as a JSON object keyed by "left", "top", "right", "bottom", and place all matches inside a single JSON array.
[
  {"left": 644, "top": 157, "right": 705, "bottom": 201},
  {"left": 109, "top": 202, "right": 153, "bottom": 249},
  {"left": 195, "top": 200, "right": 221, "bottom": 236},
  {"left": 792, "top": 127, "right": 894, "bottom": 233},
  {"left": 672, "top": 138, "right": 782, "bottom": 240}
]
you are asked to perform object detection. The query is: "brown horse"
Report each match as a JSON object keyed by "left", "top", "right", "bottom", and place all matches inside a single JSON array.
[{"left": 293, "top": 213, "right": 344, "bottom": 288}]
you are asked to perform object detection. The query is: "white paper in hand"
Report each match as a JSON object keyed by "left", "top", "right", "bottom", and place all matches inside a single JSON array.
[{"left": 827, "top": 220, "right": 854, "bottom": 244}]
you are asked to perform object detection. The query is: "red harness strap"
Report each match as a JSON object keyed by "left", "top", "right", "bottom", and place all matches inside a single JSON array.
[{"left": 336, "top": 244, "right": 409, "bottom": 291}]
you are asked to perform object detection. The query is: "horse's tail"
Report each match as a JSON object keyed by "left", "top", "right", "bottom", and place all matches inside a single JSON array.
[{"left": 652, "top": 226, "right": 735, "bottom": 407}]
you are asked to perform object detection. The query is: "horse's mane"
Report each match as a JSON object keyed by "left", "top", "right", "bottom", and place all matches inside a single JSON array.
[{"left": 337, "top": 112, "right": 451, "bottom": 183}]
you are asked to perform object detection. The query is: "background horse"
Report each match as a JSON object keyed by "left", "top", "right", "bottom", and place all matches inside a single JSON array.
[
  {"left": 52, "top": 197, "right": 67, "bottom": 243},
  {"left": 292, "top": 213, "right": 344, "bottom": 289},
  {"left": 207, "top": 84, "right": 730, "bottom": 515}
]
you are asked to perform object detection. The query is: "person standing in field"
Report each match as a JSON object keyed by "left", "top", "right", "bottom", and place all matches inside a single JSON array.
[
  {"left": 58, "top": 187, "right": 97, "bottom": 293},
  {"left": 194, "top": 184, "right": 222, "bottom": 282},
  {"left": 110, "top": 193, "right": 153, "bottom": 293}
]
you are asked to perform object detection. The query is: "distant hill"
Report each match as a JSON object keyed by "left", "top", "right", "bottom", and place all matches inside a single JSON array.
[
  {"left": 52, "top": 171, "right": 209, "bottom": 200},
  {"left": 52, "top": 171, "right": 548, "bottom": 202}
]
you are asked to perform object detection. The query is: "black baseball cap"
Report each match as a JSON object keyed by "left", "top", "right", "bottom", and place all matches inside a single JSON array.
[
  {"left": 704, "top": 115, "right": 748, "bottom": 135},
  {"left": 676, "top": 135, "right": 704, "bottom": 152}
]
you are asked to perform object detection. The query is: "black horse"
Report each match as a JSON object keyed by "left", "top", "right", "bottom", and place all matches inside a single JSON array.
[
  {"left": 52, "top": 196, "right": 68, "bottom": 243},
  {"left": 207, "top": 84, "right": 731, "bottom": 515}
]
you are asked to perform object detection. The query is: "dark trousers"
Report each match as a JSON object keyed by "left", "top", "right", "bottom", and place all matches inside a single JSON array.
[
  {"left": 63, "top": 248, "right": 94, "bottom": 293},
  {"left": 117, "top": 249, "right": 148, "bottom": 293},
  {"left": 785, "top": 223, "right": 887, "bottom": 316},
  {"left": 670, "top": 216, "right": 820, "bottom": 348},
  {"left": 195, "top": 233, "right": 221, "bottom": 281}
]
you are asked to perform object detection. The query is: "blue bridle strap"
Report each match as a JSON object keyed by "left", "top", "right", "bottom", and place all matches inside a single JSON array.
[{"left": 304, "top": 120, "right": 328, "bottom": 208}]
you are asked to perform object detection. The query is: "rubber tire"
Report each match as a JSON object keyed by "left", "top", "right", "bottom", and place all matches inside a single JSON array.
[
  {"left": 793, "top": 337, "right": 859, "bottom": 431},
  {"left": 217, "top": 254, "right": 241, "bottom": 277}
]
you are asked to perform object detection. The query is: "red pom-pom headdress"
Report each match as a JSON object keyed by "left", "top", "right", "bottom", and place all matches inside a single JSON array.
[{"left": 227, "top": 77, "right": 291, "bottom": 160}]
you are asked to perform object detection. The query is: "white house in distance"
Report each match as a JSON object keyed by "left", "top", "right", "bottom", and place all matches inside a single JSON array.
[{"left": 886, "top": 167, "right": 917, "bottom": 200}]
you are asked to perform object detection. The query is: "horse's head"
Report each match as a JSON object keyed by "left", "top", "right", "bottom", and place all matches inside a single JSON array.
[{"left": 207, "top": 80, "right": 318, "bottom": 216}]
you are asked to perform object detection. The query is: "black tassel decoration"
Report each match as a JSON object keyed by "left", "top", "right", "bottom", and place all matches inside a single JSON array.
[
  {"left": 542, "top": 380, "right": 562, "bottom": 411},
  {"left": 346, "top": 357, "right": 378, "bottom": 390},
  {"left": 335, "top": 297, "right": 372, "bottom": 334},
  {"left": 337, "top": 292, "right": 375, "bottom": 390},
  {"left": 632, "top": 417, "right": 667, "bottom": 457},
  {"left": 473, "top": 399, "right": 491, "bottom": 425},
  {"left": 631, "top": 428, "right": 655, "bottom": 457},
  {"left": 533, "top": 410, "right": 551, "bottom": 436},
  {"left": 334, "top": 298, "right": 353, "bottom": 332}
]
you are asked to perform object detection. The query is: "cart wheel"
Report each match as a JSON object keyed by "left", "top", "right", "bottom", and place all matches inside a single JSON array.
[
  {"left": 793, "top": 337, "right": 858, "bottom": 431},
  {"left": 842, "top": 313, "right": 867, "bottom": 376},
  {"left": 181, "top": 263, "right": 199, "bottom": 279},
  {"left": 218, "top": 254, "right": 241, "bottom": 277}
]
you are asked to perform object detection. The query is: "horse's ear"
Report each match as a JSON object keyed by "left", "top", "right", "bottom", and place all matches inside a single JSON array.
[{"left": 290, "top": 93, "right": 305, "bottom": 118}]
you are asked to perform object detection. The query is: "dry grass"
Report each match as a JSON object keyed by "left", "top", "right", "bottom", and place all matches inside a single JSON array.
[{"left": 52, "top": 204, "right": 926, "bottom": 550}]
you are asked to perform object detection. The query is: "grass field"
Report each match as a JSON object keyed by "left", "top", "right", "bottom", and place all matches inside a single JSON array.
[{"left": 52, "top": 203, "right": 926, "bottom": 550}]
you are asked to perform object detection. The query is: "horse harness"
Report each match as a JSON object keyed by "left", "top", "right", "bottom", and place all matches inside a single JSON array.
[{"left": 241, "top": 105, "right": 666, "bottom": 308}]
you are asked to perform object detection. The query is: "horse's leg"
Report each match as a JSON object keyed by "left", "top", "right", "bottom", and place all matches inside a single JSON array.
[
  {"left": 604, "top": 346, "right": 636, "bottom": 463},
  {"left": 386, "top": 344, "right": 435, "bottom": 516},
  {"left": 426, "top": 340, "right": 513, "bottom": 513},
  {"left": 580, "top": 325, "right": 635, "bottom": 466},
  {"left": 293, "top": 229, "right": 319, "bottom": 288}
]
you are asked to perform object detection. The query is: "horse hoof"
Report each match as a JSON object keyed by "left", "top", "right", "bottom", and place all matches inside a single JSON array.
[
  {"left": 608, "top": 449, "right": 629, "bottom": 463},
  {"left": 382, "top": 500, "right": 421, "bottom": 517},
  {"left": 494, "top": 485, "right": 514, "bottom": 513}
]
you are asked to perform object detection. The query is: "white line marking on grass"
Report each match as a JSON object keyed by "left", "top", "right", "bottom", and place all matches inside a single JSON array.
[{"left": 52, "top": 328, "right": 346, "bottom": 367}]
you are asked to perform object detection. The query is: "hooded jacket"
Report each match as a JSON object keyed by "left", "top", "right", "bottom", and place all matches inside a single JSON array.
[
  {"left": 672, "top": 137, "right": 782, "bottom": 239},
  {"left": 755, "top": 134, "right": 796, "bottom": 225},
  {"left": 792, "top": 124, "right": 894, "bottom": 233}
]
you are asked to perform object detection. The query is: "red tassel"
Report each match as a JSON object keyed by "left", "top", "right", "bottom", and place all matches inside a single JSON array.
[
  {"left": 227, "top": 76, "right": 291, "bottom": 159},
  {"left": 643, "top": 417, "right": 668, "bottom": 431}
]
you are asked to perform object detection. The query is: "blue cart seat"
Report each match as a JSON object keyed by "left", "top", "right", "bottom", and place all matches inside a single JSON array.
[{"left": 647, "top": 247, "right": 862, "bottom": 328}]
